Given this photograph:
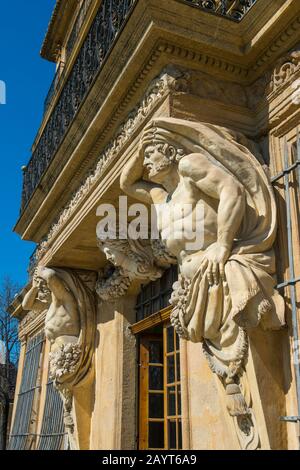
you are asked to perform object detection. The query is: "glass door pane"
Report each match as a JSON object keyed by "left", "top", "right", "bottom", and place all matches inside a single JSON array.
[
  {"left": 164, "top": 324, "right": 182, "bottom": 450},
  {"left": 138, "top": 324, "right": 182, "bottom": 450},
  {"left": 139, "top": 334, "right": 164, "bottom": 450}
]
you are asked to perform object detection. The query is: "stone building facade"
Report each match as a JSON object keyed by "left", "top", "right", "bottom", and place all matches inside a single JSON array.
[{"left": 8, "top": 0, "right": 300, "bottom": 450}]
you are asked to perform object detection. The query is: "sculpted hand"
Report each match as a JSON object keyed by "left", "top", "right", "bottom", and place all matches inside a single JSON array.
[
  {"left": 33, "top": 266, "right": 48, "bottom": 288},
  {"left": 199, "top": 242, "right": 230, "bottom": 285},
  {"left": 32, "top": 268, "right": 41, "bottom": 288}
]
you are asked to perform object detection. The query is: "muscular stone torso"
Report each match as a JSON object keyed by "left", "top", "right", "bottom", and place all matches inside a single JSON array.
[
  {"left": 45, "top": 296, "right": 80, "bottom": 343},
  {"left": 153, "top": 176, "right": 218, "bottom": 279}
]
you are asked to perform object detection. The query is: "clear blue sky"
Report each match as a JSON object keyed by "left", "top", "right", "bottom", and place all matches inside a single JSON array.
[{"left": 0, "top": 1, "right": 56, "bottom": 287}]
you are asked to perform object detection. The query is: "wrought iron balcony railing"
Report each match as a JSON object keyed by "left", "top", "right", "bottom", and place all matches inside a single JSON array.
[
  {"left": 21, "top": 0, "right": 258, "bottom": 212},
  {"left": 65, "top": 0, "right": 94, "bottom": 62},
  {"left": 184, "top": 1, "right": 257, "bottom": 21},
  {"left": 43, "top": 61, "right": 65, "bottom": 113},
  {"left": 21, "top": 0, "right": 137, "bottom": 211},
  {"left": 43, "top": 0, "right": 93, "bottom": 114}
]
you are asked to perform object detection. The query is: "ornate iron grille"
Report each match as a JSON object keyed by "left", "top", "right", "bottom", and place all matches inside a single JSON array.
[
  {"left": 37, "top": 380, "right": 66, "bottom": 450},
  {"left": 136, "top": 265, "right": 178, "bottom": 322},
  {"left": 271, "top": 135, "right": 300, "bottom": 423},
  {"left": 65, "top": 0, "right": 94, "bottom": 61},
  {"left": 21, "top": 0, "right": 137, "bottom": 211},
  {"left": 43, "top": 0, "right": 94, "bottom": 114},
  {"left": 20, "top": 0, "right": 258, "bottom": 212},
  {"left": 43, "top": 62, "right": 65, "bottom": 114},
  {"left": 8, "top": 334, "right": 44, "bottom": 450},
  {"left": 183, "top": 0, "right": 257, "bottom": 20}
]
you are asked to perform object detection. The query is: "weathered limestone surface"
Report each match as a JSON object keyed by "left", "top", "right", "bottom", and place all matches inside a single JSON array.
[
  {"left": 181, "top": 340, "right": 240, "bottom": 450},
  {"left": 180, "top": 328, "right": 293, "bottom": 450},
  {"left": 90, "top": 296, "right": 137, "bottom": 450}
]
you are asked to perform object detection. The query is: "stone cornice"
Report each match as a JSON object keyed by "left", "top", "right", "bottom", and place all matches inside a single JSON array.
[
  {"left": 267, "top": 48, "right": 300, "bottom": 97},
  {"left": 41, "top": 0, "right": 80, "bottom": 62},
  {"left": 250, "top": 16, "right": 300, "bottom": 79},
  {"left": 249, "top": 45, "right": 300, "bottom": 133}
]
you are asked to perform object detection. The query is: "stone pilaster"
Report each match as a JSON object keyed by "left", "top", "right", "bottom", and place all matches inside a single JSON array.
[{"left": 90, "top": 295, "right": 137, "bottom": 450}]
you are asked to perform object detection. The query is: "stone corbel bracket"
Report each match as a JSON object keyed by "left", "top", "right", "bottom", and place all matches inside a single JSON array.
[{"left": 96, "top": 237, "right": 177, "bottom": 301}]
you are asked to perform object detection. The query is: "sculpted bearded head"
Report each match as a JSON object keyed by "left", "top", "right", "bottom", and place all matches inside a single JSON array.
[
  {"left": 143, "top": 142, "right": 185, "bottom": 181},
  {"left": 33, "top": 267, "right": 52, "bottom": 305}
]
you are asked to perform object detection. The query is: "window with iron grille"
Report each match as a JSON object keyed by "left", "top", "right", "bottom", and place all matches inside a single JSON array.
[
  {"left": 271, "top": 135, "right": 300, "bottom": 419},
  {"left": 136, "top": 265, "right": 178, "bottom": 322},
  {"left": 8, "top": 333, "right": 44, "bottom": 450},
  {"left": 37, "top": 379, "right": 66, "bottom": 450}
]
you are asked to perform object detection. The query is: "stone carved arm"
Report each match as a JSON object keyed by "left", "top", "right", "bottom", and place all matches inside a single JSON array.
[
  {"left": 36, "top": 266, "right": 73, "bottom": 304},
  {"left": 120, "top": 151, "right": 166, "bottom": 204},
  {"left": 179, "top": 153, "right": 246, "bottom": 283},
  {"left": 22, "top": 268, "right": 50, "bottom": 312},
  {"left": 22, "top": 285, "right": 43, "bottom": 312}
]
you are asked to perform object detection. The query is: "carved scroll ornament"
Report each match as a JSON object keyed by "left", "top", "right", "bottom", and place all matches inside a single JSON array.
[{"left": 269, "top": 48, "right": 300, "bottom": 93}]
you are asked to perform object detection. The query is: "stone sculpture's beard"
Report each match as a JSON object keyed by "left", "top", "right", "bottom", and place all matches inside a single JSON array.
[{"left": 147, "top": 158, "right": 172, "bottom": 179}]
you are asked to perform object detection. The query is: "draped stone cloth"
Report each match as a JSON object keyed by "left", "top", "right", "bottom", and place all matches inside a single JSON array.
[
  {"left": 49, "top": 269, "right": 96, "bottom": 390},
  {"left": 45, "top": 269, "right": 96, "bottom": 449},
  {"left": 139, "top": 118, "right": 285, "bottom": 381}
]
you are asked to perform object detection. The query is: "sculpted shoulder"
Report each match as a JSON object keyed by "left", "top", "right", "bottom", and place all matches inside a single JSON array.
[{"left": 178, "top": 153, "right": 208, "bottom": 178}]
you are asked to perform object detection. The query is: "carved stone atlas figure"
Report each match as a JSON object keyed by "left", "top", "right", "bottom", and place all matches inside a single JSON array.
[
  {"left": 22, "top": 266, "right": 96, "bottom": 450},
  {"left": 120, "top": 117, "right": 285, "bottom": 424}
]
